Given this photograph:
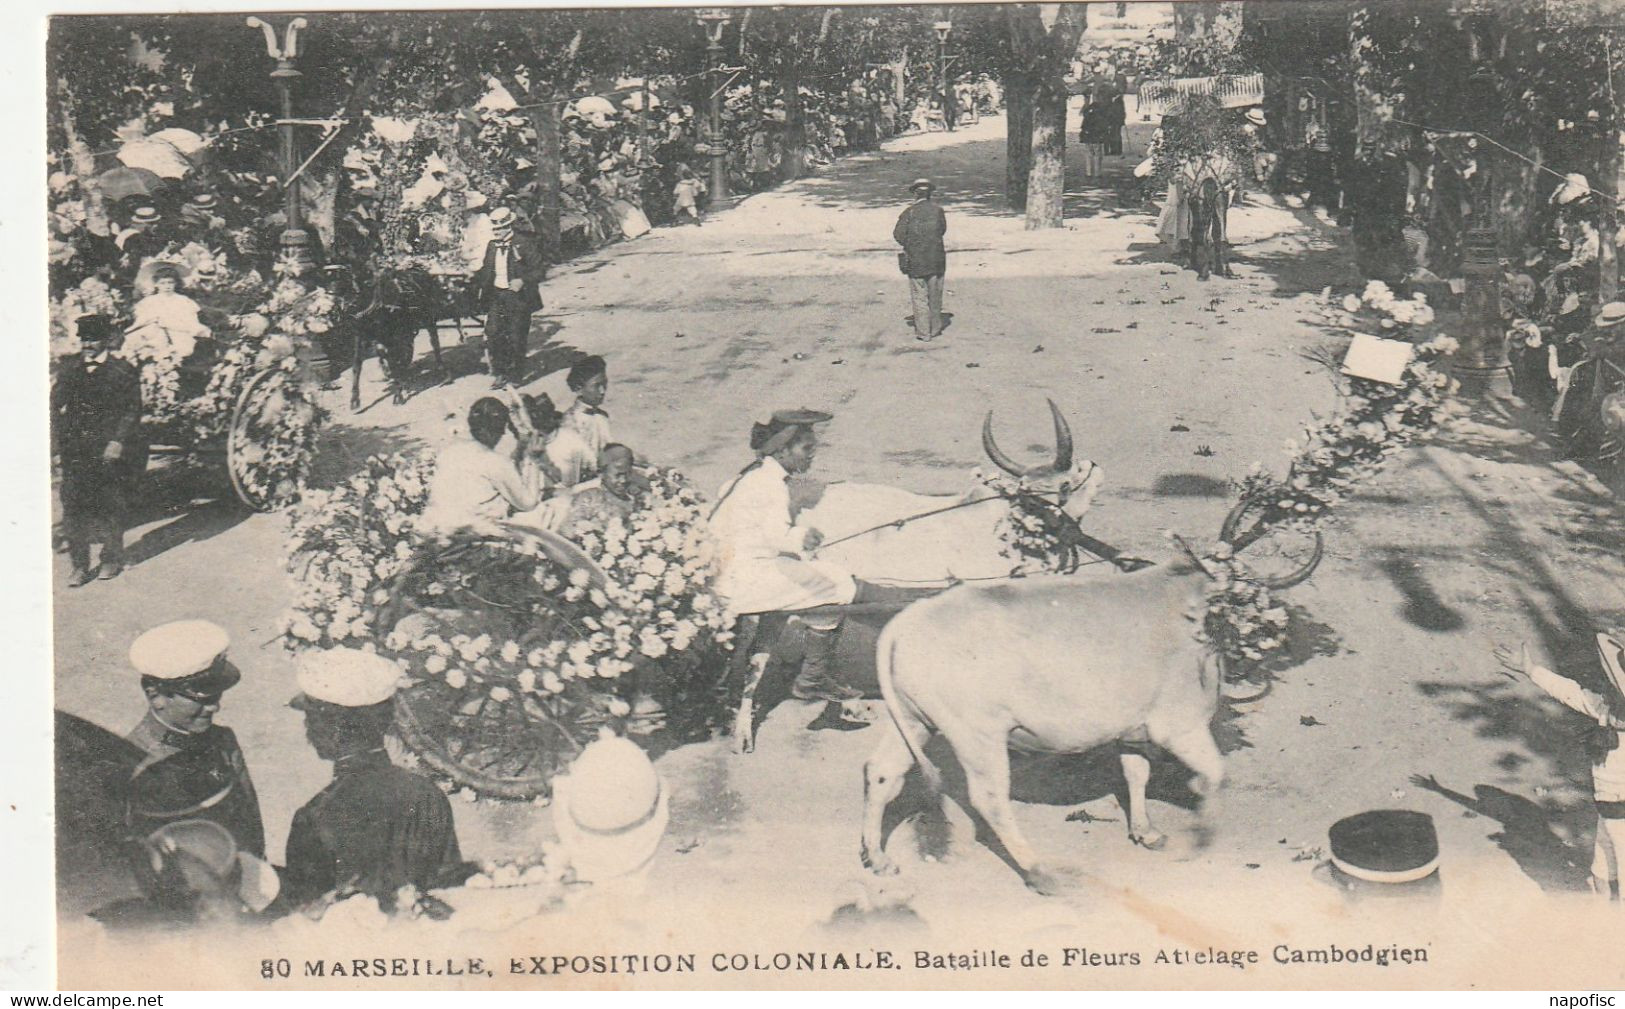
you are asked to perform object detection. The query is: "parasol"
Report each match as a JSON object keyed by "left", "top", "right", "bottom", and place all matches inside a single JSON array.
[
  {"left": 571, "top": 96, "right": 618, "bottom": 124},
  {"left": 620, "top": 92, "right": 662, "bottom": 112},
  {"left": 149, "top": 127, "right": 207, "bottom": 161},
  {"left": 95, "top": 165, "right": 167, "bottom": 202},
  {"left": 116, "top": 138, "right": 193, "bottom": 180}
]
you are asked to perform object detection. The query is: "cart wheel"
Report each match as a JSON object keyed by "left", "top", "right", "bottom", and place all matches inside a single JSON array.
[
  {"left": 393, "top": 682, "right": 568, "bottom": 799},
  {"left": 226, "top": 367, "right": 283, "bottom": 511},
  {"left": 1220, "top": 495, "right": 1324, "bottom": 588}
]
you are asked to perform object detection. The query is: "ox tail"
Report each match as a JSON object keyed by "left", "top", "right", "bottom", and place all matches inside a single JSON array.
[{"left": 875, "top": 616, "right": 943, "bottom": 796}]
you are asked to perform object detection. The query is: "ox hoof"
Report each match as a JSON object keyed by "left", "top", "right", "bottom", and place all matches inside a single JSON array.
[
  {"left": 1130, "top": 830, "right": 1168, "bottom": 851},
  {"left": 1023, "top": 868, "right": 1063, "bottom": 896},
  {"left": 864, "top": 854, "right": 900, "bottom": 878}
]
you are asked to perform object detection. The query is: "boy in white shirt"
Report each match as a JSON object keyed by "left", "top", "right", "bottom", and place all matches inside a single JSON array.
[{"left": 1498, "top": 633, "right": 1625, "bottom": 901}]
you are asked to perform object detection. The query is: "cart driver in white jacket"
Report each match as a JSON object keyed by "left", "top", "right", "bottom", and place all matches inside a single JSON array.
[{"left": 709, "top": 409, "right": 860, "bottom": 702}]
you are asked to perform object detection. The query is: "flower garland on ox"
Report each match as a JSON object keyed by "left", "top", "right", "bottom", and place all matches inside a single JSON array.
[
  {"left": 987, "top": 283, "right": 1462, "bottom": 676},
  {"left": 281, "top": 453, "right": 735, "bottom": 800}
]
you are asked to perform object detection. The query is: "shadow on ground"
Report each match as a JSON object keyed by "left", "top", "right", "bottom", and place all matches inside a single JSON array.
[{"left": 1408, "top": 771, "right": 1594, "bottom": 893}]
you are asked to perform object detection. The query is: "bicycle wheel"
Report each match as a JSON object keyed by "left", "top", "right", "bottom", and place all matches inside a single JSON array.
[{"left": 1219, "top": 496, "right": 1324, "bottom": 588}]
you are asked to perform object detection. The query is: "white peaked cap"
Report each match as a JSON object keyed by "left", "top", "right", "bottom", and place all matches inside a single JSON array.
[
  {"left": 129, "top": 620, "right": 230, "bottom": 680},
  {"left": 295, "top": 648, "right": 401, "bottom": 707}
]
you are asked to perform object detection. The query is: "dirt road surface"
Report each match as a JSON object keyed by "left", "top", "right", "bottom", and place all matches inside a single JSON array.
[{"left": 53, "top": 114, "right": 1625, "bottom": 986}]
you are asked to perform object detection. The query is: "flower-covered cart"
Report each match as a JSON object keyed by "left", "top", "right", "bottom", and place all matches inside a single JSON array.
[
  {"left": 51, "top": 257, "right": 329, "bottom": 512},
  {"left": 283, "top": 459, "right": 735, "bottom": 800}
]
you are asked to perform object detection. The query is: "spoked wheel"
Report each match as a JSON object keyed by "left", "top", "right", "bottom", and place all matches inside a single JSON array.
[
  {"left": 394, "top": 679, "right": 583, "bottom": 800},
  {"left": 1219, "top": 496, "right": 1324, "bottom": 589},
  {"left": 225, "top": 367, "right": 282, "bottom": 512},
  {"left": 377, "top": 534, "right": 615, "bottom": 799}
]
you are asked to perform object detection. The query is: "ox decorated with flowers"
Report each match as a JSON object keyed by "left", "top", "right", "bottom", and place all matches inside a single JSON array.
[{"left": 802, "top": 401, "right": 1111, "bottom": 584}]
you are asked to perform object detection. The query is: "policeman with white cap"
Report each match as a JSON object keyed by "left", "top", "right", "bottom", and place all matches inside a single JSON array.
[
  {"left": 279, "top": 648, "right": 469, "bottom": 912},
  {"left": 124, "top": 619, "right": 265, "bottom": 859}
]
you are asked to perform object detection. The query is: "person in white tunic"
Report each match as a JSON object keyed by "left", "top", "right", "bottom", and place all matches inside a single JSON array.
[
  {"left": 1498, "top": 633, "right": 1625, "bottom": 901},
  {"left": 419, "top": 397, "right": 568, "bottom": 537},
  {"left": 549, "top": 355, "right": 612, "bottom": 487},
  {"left": 709, "top": 410, "right": 860, "bottom": 702}
]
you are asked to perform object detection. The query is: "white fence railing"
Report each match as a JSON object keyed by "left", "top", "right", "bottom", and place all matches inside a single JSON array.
[{"left": 1137, "top": 74, "right": 1265, "bottom": 115}]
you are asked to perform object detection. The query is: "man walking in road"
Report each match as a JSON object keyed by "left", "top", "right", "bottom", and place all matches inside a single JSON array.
[
  {"left": 893, "top": 178, "right": 947, "bottom": 341},
  {"left": 474, "top": 206, "right": 545, "bottom": 389}
]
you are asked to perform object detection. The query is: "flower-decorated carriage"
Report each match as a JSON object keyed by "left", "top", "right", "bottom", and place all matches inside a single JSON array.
[
  {"left": 51, "top": 248, "right": 329, "bottom": 512},
  {"left": 283, "top": 459, "right": 735, "bottom": 799}
]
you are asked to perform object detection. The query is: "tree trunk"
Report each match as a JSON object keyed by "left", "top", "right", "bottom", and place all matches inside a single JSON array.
[
  {"left": 55, "top": 86, "right": 108, "bottom": 237},
  {"left": 1005, "top": 71, "right": 1035, "bottom": 210},
  {"left": 782, "top": 58, "right": 805, "bottom": 182},
  {"left": 1599, "top": 126, "right": 1620, "bottom": 302},
  {"left": 1025, "top": 78, "right": 1069, "bottom": 228},
  {"left": 525, "top": 89, "right": 562, "bottom": 260},
  {"left": 1005, "top": 3, "right": 1089, "bottom": 224},
  {"left": 893, "top": 51, "right": 908, "bottom": 109}
]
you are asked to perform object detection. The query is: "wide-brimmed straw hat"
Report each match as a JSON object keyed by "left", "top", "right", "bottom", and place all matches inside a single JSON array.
[
  {"left": 1552, "top": 172, "right": 1592, "bottom": 206},
  {"left": 1245, "top": 108, "right": 1267, "bottom": 126},
  {"left": 1593, "top": 301, "right": 1625, "bottom": 329}
]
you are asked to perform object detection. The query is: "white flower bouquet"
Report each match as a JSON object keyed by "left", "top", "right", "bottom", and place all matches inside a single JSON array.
[{"left": 566, "top": 467, "right": 738, "bottom": 738}]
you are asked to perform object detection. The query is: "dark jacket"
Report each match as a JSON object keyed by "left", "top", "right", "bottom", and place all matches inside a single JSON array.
[
  {"left": 473, "top": 233, "right": 546, "bottom": 314},
  {"left": 125, "top": 715, "right": 266, "bottom": 860},
  {"left": 893, "top": 198, "right": 948, "bottom": 278},
  {"left": 279, "top": 750, "right": 468, "bottom": 909},
  {"left": 51, "top": 354, "right": 147, "bottom": 487}
]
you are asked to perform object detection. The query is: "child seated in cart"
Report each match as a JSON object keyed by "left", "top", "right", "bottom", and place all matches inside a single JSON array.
[{"left": 124, "top": 262, "right": 211, "bottom": 369}]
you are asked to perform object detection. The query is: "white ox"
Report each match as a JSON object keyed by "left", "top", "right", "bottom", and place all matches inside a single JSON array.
[
  {"left": 859, "top": 544, "right": 1321, "bottom": 894},
  {"left": 800, "top": 401, "right": 1104, "bottom": 585}
]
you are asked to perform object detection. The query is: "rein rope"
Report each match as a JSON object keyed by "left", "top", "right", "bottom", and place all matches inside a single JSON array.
[{"left": 813, "top": 474, "right": 1153, "bottom": 575}]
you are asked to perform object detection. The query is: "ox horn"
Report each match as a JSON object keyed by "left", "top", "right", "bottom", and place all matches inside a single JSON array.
[
  {"left": 982, "top": 412, "right": 1028, "bottom": 478},
  {"left": 1047, "top": 398, "right": 1074, "bottom": 472}
]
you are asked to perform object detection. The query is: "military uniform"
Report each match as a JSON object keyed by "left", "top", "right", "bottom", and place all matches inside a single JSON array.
[
  {"left": 279, "top": 647, "right": 469, "bottom": 911},
  {"left": 279, "top": 749, "right": 465, "bottom": 908},
  {"left": 125, "top": 712, "right": 266, "bottom": 860}
]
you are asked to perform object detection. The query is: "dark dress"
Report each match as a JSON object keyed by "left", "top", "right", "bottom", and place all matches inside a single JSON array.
[
  {"left": 125, "top": 713, "right": 266, "bottom": 859},
  {"left": 279, "top": 749, "right": 468, "bottom": 909}
]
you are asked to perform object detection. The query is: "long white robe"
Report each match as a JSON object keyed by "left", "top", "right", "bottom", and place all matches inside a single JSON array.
[{"left": 709, "top": 455, "right": 855, "bottom": 615}]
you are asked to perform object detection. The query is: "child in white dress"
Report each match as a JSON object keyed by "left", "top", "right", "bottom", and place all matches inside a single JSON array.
[{"left": 125, "top": 263, "right": 210, "bottom": 367}]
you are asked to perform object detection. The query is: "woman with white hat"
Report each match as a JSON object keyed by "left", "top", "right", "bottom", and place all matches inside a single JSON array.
[{"left": 1553, "top": 301, "right": 1625, "bottom": 459}]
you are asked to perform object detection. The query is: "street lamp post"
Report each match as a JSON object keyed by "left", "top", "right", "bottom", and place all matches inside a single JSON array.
[
  {"left": 934, "top": 21, "right": 954, "bottom": 132},
  {"left": 698, "top": 10, "right": 732, "bottom": 206},
  {"left": 246, "top": 16, "right": 312, "bottom": 274}
]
